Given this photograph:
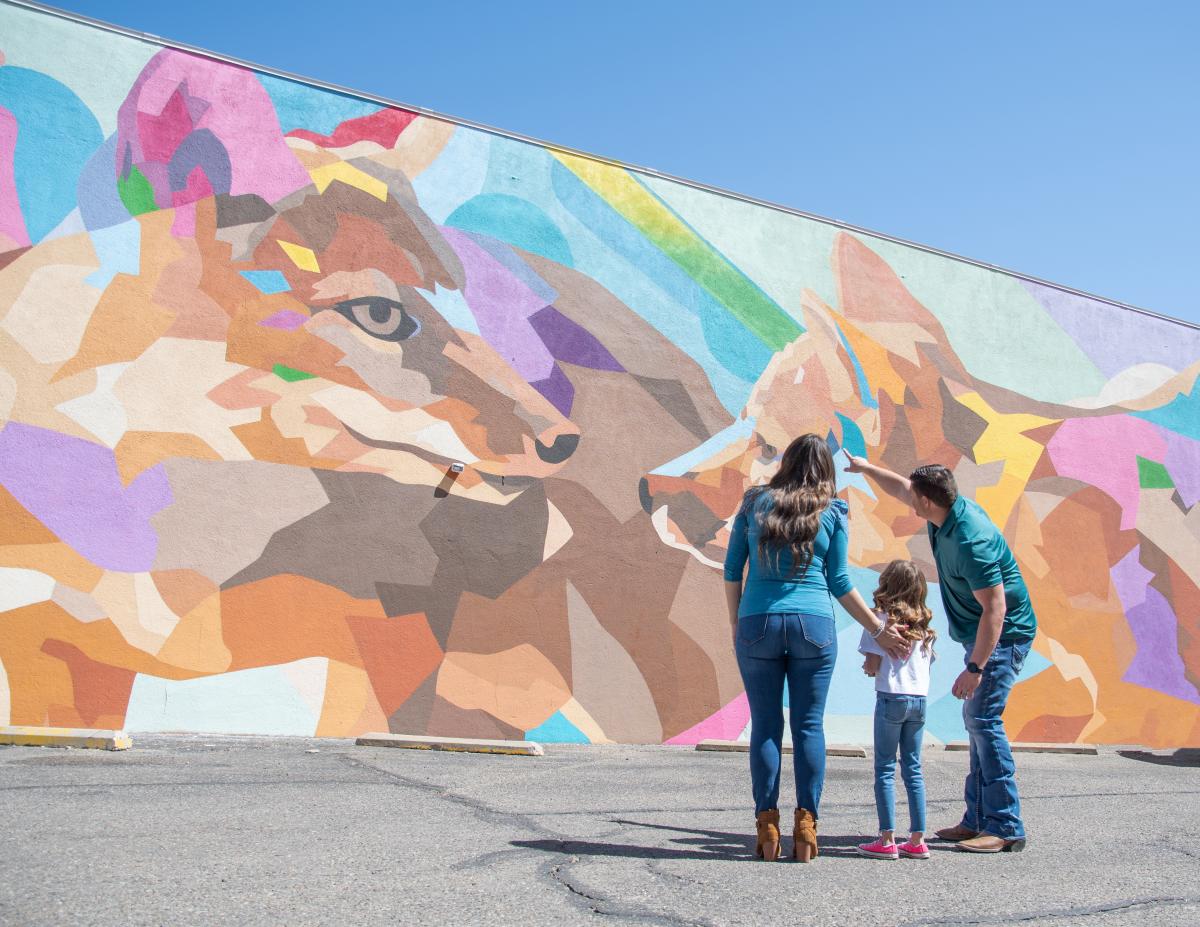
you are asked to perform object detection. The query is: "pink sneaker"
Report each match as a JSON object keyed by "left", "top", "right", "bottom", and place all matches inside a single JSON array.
[
  {"left": 898, "top": 841, "right": 931, "bottom": 859},
  {"left": 856, "top": 839, "right": 899, "bottom": 859}
]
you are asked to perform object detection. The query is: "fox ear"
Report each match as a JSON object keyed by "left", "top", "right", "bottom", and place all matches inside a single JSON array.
[{"left": 115, "top": 49, "right": 310, "bottom": 216}]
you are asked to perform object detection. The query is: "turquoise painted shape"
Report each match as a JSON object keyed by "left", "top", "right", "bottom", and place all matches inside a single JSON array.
[
  {"left": 525, "top": 710, "right": 589, "bottom": 744},
  {"left": 835, "top": 413, "right": 867, "bottom": 457},
  {"left": 240, "top": 270, "right": 292, "bottom": 294},
  {"left": 0, "top": 66, "right": 103, "bottom": 241},
  {"left": 446, "top": 194, "right": 574, "bottom": 267},
  {"left": 1134, "top": 380, "right": 1200, "bottom": 441},
  {"left": 258, "top": 72, "right": 379, "bottom": 135},
  {"left": 924, "top": 692, "right": 969, "bottom": 743}
]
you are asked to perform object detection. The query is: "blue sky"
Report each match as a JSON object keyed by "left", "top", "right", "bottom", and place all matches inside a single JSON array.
[{"left": 41, "top": 0, "right": 1200, "bottom": 325}]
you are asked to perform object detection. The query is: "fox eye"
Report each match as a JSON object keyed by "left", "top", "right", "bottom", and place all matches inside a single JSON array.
[{"left": 330, "top": 297, "right": 420, "bottom": 342}]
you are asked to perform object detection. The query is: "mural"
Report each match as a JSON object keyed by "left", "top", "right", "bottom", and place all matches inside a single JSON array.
[{"left": 1, "top": 2, "right": 1197, "bottom": 747}]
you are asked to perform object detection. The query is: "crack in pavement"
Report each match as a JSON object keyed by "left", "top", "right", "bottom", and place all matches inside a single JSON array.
[
  {"left": 549, "top": 857, "right": 718, "bottom": 927},
  {"left": 898, "top": 895, "right": 1200, "bottom": 926}
]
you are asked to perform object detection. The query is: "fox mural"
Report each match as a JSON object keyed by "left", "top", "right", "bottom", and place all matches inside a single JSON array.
[{"left": 1, "top": 3, "right": 1197, "bottom": 747}]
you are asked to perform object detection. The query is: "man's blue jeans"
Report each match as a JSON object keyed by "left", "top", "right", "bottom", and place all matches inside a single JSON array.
[
  {"left": 735, "top": 612, "right": 837, "bottom": 815},
  {"left": 873, "top": 693, "right": 927, "bottom": 834},
  {"left": 961, "top": 639, "right": 1032, "bottom": 839}
]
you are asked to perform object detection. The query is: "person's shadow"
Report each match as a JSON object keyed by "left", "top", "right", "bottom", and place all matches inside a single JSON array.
[{"left": 511, "top": 818, "right": 942, "bottom": 862}]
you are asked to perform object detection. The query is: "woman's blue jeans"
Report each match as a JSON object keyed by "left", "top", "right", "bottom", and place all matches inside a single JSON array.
[
  {"left": 735, "top": 612, "right": 837, "bottom": 815},
  {"left": 872, "top": 693, "right": 927, "bottom": 834}
]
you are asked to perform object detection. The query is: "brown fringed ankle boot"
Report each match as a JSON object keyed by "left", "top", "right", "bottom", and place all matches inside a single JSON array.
[
  {"left": 794, "top": 808, "right": 818, "bottom": 862},
  {"left": 755, "top": 809, "right": 781, "bottom": 861}
]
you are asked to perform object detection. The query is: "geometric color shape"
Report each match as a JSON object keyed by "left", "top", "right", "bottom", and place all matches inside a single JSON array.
[
  {"left": 1136, "top": 455, "right": 1174, "bottom": 489},
  {"left": 259, "top": 310, "right": 308, "bottom": 330},
  {"left": 240, "top": 270, "right": 291, "bottom": 294},
  {"left": 272, "top": 363, "right": 316, "bottom": 382},
  {"left": 0, "top": 567, "right": 56, "bottom": 613},
  {"left": 277, "top": 239, "right": 319, "bottom": 272},
  {"left": 446, "top": 194, "right": 574, "bottom": 267},
  {"left": 308, "top": 161, "right": 387, "bottom": 202},
  {"left": 524, "top": 709, "right": 589, "bottom": 744}
]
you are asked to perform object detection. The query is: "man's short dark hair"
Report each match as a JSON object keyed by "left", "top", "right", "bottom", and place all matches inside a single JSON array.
[{"left": 909, "top": 465, "right": 958, "bottom": 509}]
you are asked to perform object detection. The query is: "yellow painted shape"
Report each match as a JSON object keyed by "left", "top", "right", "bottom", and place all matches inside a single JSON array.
[
  {"left": 0, "top": 725, "right": 131, "bottom": 750},
  {"left": 277, "top": 240, "right": 320, "bottom": 273},
  {"left": 308, "top": 161, "right": 388, "bottom": 202},
  {"left": 834, "top": 313, "right": 907, "bottom": 405},
  {"left": 955, "top": 392, "right": 1058, "bottom": 530}
]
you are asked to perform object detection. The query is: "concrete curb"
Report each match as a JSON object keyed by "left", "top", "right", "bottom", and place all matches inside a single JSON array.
[
  {"left": 944, "top": 741, "right": 1099, "bottom": 755},
  {"left": 0, "top": 725, "right": 132, "bottom": 750},
  {"left": 355, "top": 732, "right": 544, "bottom": 756},
  {"left": 696, "top": 739, "right": 867, "bottom": 758}
]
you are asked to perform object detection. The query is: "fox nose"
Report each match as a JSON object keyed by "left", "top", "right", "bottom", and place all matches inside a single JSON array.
[{"left": 535, "top": 432, "right": 579, "bottom": 464}]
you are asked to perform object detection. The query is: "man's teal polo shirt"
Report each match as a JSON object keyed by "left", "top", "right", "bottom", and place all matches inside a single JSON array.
[{"left": 928, "top": 496, "right": 1037, "bottom": 645}]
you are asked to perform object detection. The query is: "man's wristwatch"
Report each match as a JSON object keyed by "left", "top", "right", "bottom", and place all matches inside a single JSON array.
[{"left": 966, "top": 662, "right": 982, "bottom": 674}]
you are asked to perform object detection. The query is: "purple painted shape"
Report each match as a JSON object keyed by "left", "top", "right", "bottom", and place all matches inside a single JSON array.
[
  {"left": 1124, "top": 586, "right": 1200, "bottom": 704},
  {"left": 464, "top": 231, "right": 559, "bottom": 304},
  {"left": 1111, "top": 546, "right": 1200, "bottom": 704},
  {"left": 531, "top": 364, "right": 575, "bottom": 417},
  {"left": 259, "top": 309, "right": 309, "bottom": 331},
  {"left": 1021, "top": 280, "right": 1200, "bottom": 378},
  {"left": 1162, "top": 427, "right": 1200, "bottom": 509},
  {"left": 441, "top": 227, "right": 555, "bottom": 382},
  {"left": 0, "top": 422, "right": 172, "bottom": 572},
  {"left": 529, "top": 306, "right": 624, "bottom": 372}
]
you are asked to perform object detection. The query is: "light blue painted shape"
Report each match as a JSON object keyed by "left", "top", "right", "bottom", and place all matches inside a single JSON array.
[
  {"left": 124, "top": 658, "right": 326, "bottom": 736},
  {"left": 551, "top": 158, "right": 772, "bottom": 387},
  {"left": 411, "top": 126, "right": 491, "bottom": 224},
  {"left": 257, "top": 72, "right": 380, "bottom": 136},
  {"left": 446, "top": 194, "right": 573, "bottom": 267},
  {"left": 0, "top": 66, "right": 103, "bottom": 242},
  {"left": 240, "top": 269, "right": 292, "bottom": 294},
  {"left": 1019, "top": 646, "right": 1053, "bottom": 681},
  {"left": 424, "top": 283, "right": 479, "bottom": 335},
  {"left": 1134, "top": 379, "right": 1200, "bottom": 441},
  {"left": 833, "top": 324, "right": 879, "bottom": 410},
  {"left": 86, "top": 220, "right": 141, "bottom": 289},
  {"left": 650, "top": 417, "right": 756, "bottom": 476},
  {"left": 925, "top": 692, "right": 969, "bottom": 743},
  {"left": 526, "top": 710, "right": 589, "bottom": 744}
]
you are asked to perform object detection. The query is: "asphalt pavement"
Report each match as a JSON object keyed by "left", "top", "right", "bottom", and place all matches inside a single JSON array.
[{"left": 2, "top": 735, "right": 1198, "bottom": 926}]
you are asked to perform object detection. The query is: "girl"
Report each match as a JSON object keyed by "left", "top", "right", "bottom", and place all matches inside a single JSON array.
[
  {"left": 724, "top": 434, "right": 910, "bottom": 862},
  {"left": 856, "top": 560, "right": 937, "bottom": 860}
]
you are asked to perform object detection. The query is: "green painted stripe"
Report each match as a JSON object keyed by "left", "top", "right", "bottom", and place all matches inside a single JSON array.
[
  {"left": 553, "top": 152, "right": 802, "bottom": 350},
  {"left": 273, "top": 363, "right": 316, "bottom": 382}
]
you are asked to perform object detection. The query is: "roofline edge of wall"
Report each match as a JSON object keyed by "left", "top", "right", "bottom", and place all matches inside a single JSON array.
[{"left": 5, "top": 0, "right": 1197, "bottom": 333}]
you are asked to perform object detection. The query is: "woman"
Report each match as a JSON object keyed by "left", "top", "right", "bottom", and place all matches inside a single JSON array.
[{"left": 724, "top": 434, "right": 908, "bottom": 862}]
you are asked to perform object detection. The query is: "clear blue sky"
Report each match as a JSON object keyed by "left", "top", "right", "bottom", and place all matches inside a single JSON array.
[{"left": 38, "top": 0, "right": 1200, "bottom": 325}]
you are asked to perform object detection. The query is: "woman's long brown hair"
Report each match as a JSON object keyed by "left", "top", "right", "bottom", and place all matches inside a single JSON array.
[
  {"left": 752, "top": 433, "right": 836, "bottom": 577},
  {"left": 873, "top": 560, "right": 937, "bottom": 654}
]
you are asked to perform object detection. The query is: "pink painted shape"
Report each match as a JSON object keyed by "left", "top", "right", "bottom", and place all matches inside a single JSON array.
[
  {"left": 0, "top": 106, "right": 30, "bottom": 249},
  {"left": 1046, "top": 415, "right": 1167, "bottom": 530},
  {"left": 117, "top": 50, "right": 310, "bottom": 207},
  {"left": 665, "top": 693, "right": 750, "bottom": 745},
  {"left": 260, "top": 310, "right": 308, "bottom": 331}
]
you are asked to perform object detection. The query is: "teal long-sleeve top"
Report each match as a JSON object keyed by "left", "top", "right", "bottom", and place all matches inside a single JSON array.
[{"left": 723, "top": 490, "right": 853, "bottom": 619}]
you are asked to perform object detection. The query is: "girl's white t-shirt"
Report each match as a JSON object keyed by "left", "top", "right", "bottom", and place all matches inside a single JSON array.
[{"left": 858, "top": 616, "right": 934, "bottom": 696}]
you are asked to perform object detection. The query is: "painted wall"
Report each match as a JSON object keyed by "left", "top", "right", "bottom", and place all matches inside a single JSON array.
[{"left": 1, "top": 2, "right": 1197, "bottom": 748}]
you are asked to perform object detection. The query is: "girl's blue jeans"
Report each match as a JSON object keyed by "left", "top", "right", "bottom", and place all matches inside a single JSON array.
[
  {"left": 872, "top": 693, "right": 927, "bottom": 834},
  {"left": 735, "top": 612, "right": 837, "bottom": 815}
]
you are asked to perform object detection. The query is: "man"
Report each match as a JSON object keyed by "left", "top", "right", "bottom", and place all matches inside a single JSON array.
[{"left": 844, "top": 454, "right": 1036, "bottom": 853}]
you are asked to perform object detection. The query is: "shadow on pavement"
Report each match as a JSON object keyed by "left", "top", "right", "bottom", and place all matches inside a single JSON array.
[
  {"left": 512, "top": 818, "right": 960, "bottom": 862},
  {"left": 1117, "top": 749, "right": 1200, "bottom": 768}
]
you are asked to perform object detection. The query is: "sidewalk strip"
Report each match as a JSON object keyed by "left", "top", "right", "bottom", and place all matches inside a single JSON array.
[
  {"left": 944, "top": 741, "right": 1098, "bottom": 755},
  {"left": 696, "top": 739, "right": 866, "bottom": 758},
  {"left": 355, "top": 732, "right": 544, "bottom": 756},
  {"left": 0, "top": 726, "right": 132, "bottom": 751}
]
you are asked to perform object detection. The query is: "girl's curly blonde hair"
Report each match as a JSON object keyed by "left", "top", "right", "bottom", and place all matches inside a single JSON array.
[{"left": 873, "top": 560, "right": 936, "bottom": 655}]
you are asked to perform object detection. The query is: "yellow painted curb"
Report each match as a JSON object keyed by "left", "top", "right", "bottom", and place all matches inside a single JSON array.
[
  {"left": 945, "top": 741, "right": 1098, "bottom": 755},
  {"left": 0, "top": 726, "right": 132, "bottom": 751},
  {"left": 696, "top": 739, "right": 867, "bottom": 758},
  {"left": 355, "top": 732, "right": 544, "bottom": 756}
]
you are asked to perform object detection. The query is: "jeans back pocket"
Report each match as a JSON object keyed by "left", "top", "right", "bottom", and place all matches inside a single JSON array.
[
  {"left": 798, "top": 613, "right": 834, "bottom": 649},
  {"left": 737, "top": 613, "right": 769, "bottom": 646}
]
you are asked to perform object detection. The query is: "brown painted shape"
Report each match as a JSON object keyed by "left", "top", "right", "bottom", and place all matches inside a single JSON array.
[
  {"left": 114, "top": 431, "right": 221, "bottom": 485},
  {"left": 0, "top": 484, "right": 59, "bottom": 545},
  {"left": 41, "top": 639, "right": 137, "bottom": 728},
  {"left": 344, "top": 612, "right": 442, "bottom": 717},
  {"left": 425, "top": 694, "right": 524, "bottom": 741},
  {"left": 386, "top": 670, "right": 438, "bottom": 735}
]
